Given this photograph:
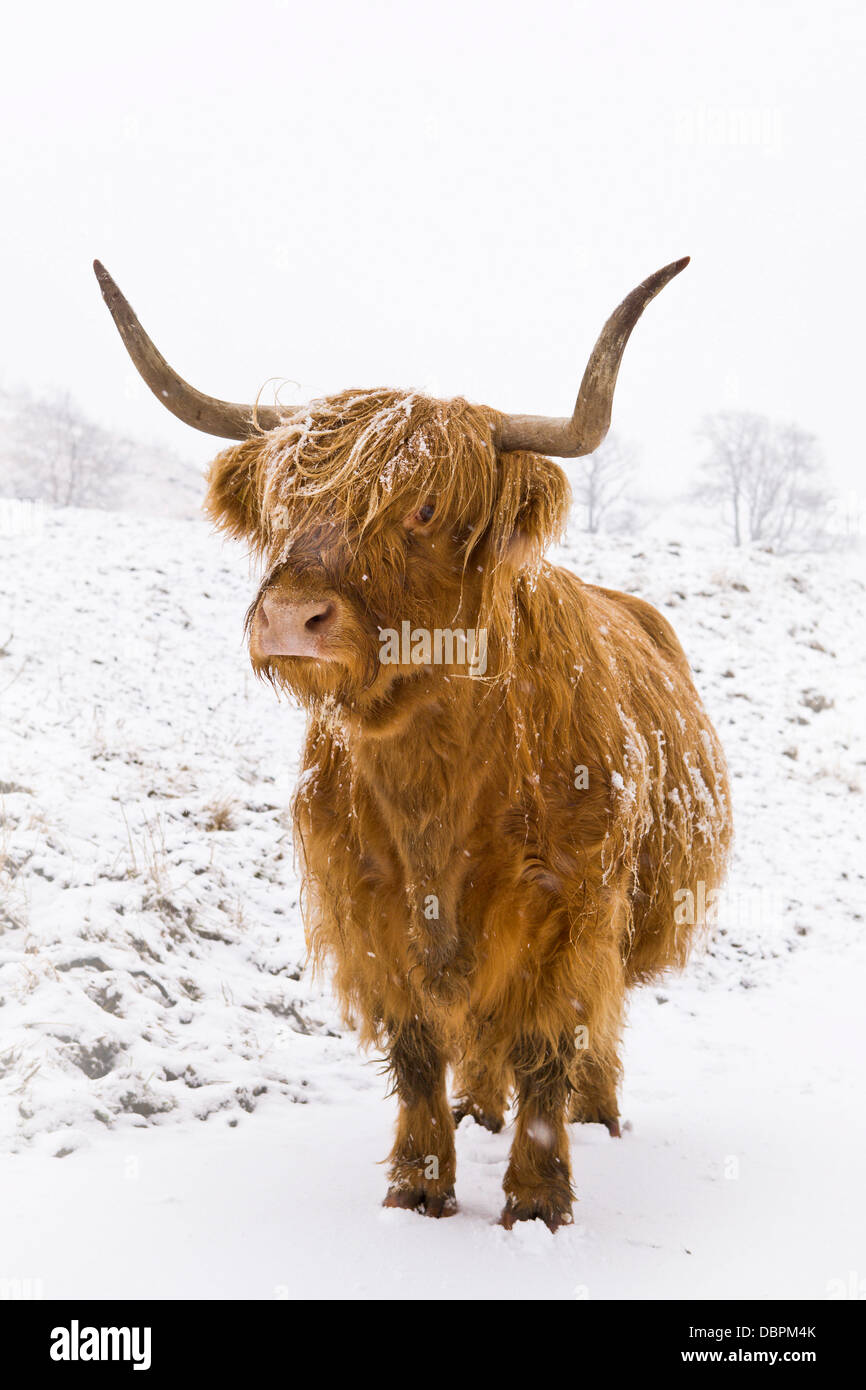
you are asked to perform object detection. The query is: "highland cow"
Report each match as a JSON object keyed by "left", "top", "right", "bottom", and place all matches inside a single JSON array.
[{"left": 95, "top": 258, "right": 731, "bottom": 1230}]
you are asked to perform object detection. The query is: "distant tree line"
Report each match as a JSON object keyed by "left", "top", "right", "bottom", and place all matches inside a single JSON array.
[
  {"left": 0, "top": 386, "right": 840, "bottom": 550},
  {"left": 573, "top": 410, "right": 834, "bottom": 551},
  {"left": 693, "top": 411, "right": 829, "bottom": 548},
  {"left": 0, "top": 387, "right": 199, "bottom": 518},
  {"left": 0, "top": 387, "right": 131, "bottom": 509}
]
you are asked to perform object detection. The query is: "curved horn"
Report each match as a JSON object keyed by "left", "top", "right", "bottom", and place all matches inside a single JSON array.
[
  {"left": 496, "top": 257, "right": 690, "bottom": 457},
  {"left": 93, "top": 261, "right": 284, "bottom": 440}
]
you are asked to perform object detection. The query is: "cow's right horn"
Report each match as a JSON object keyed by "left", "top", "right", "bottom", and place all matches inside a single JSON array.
[{"left": 93, "top": 261, "right": 284, "bottom": 441}]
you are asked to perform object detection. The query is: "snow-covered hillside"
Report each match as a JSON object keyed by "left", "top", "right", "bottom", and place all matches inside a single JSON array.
[{"left": 1, "top": 503, "right": 864, "bottom": 1298}]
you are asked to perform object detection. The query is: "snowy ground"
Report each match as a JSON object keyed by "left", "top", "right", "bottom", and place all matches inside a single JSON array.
[{"left": 1, "top": 502, "right": 864, "bottom": 1299}]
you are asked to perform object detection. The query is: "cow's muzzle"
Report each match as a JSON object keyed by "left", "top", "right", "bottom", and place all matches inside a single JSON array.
[{"left": 254, "top": 594, "right": 340, "bottom": 659}]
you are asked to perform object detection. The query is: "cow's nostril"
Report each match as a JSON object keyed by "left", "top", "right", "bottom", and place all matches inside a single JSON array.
[{"left": 305, "top": 602, "right": 334, "bottom": 631}]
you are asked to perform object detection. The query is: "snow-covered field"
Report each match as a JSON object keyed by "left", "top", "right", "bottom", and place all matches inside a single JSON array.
[{"left": 1, "top": 501, "right": 864, "bottom": 1299}]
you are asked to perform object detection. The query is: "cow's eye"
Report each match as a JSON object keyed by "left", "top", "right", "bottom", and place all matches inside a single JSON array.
[{"left": 404, "top": 501, "right": 436, "bottom": 530}]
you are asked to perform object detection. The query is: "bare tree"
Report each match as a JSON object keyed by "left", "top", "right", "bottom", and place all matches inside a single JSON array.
[
  {"left": 574, "top": 434, "right": 637, "bottom": 533},
  {"left": 696, "top": 411, "right": 829, "bottom": 548},
  {"left": 0, "top": 388, "right": 131, "bottom": 508}
]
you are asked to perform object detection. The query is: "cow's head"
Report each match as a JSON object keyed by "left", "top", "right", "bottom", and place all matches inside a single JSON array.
[{"left": 93, "top": 258, "right": 687, "bottom": 716}]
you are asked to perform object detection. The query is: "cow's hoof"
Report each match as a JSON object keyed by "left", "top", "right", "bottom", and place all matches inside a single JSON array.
[
  {"left": 499, "top": 1196, "right": 573, "bottom": 1233},
  {"left": 570, "top": 1107, "right": 621, "bottom": 1137},
  {"left": 383, "top": 1185, "right": 457, "bottom": 1218},
  {"left": 452, "top": 1101, "right": 504, "bottom": 1134}
]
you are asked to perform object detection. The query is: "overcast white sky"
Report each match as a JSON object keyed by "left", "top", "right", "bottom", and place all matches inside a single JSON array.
[{"left": 1, "top": 0, "right": 863, "bottom": 499}]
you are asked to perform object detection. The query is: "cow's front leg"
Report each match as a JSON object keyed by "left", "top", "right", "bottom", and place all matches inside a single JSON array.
[
  {"left": 383, "top": 1018, "right": 457, "bottom": 1218},
  {"left": 501, "top": 1032, "right": 575, "bottom": 1232}
]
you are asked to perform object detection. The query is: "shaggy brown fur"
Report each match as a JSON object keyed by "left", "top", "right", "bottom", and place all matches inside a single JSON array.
[{"left": 204, "top": 388, "right": 731, "bottom": 1229}]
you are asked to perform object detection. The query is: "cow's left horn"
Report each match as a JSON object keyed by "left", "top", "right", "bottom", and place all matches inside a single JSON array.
[
  {"left": 495, "top": 257, "right": 690, "bottom": 458},
  {"left": 93, "top": 261, "right": 284, "bottom": 440}
]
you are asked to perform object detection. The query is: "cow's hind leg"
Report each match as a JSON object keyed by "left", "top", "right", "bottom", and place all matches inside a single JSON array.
[
  {"left": 568, "top": 938, "right": 626, "bottom": 1136},
  {"left": 383, "top": 1018, "right": 457, "bottom": 1217},
  {"left": 501, "top": 1032, "right": 575, "bottom": 1232},
  {"left": 567, "top": 1050, "right": 622, "bottom": 1137},
  {"left": 452, "top": 1029, "right": 510, "bottom": 1133}
]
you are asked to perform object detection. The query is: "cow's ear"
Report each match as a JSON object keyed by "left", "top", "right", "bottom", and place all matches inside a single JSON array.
[
  {"left": 203, "top": 439, "right": 266, "bottom": 542},
  {"left": 487, "top": 450, "right": 571, "bottom": 572}
]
